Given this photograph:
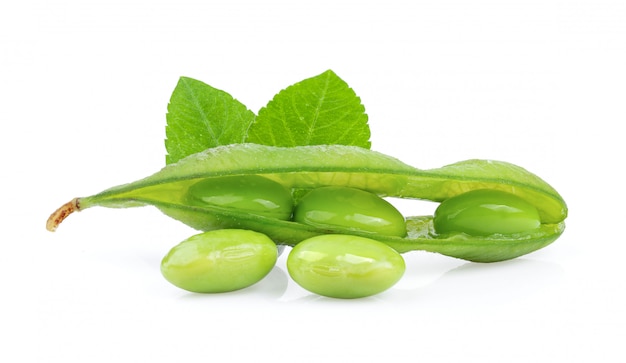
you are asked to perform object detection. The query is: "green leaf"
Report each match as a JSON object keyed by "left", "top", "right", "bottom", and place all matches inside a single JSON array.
[
  {"left": 246, "top": 70, "right": 371, "bottom": 148},
  {"left": 165, "top": 77, "right": 255, "bottom": 164}
]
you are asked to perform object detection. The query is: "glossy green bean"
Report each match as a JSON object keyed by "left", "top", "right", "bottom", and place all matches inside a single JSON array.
[
  {"left": 186, "top": 175, "right": 293, "bottom": 220},
  {"left": 293, "top": 186, "right": 407, "bottom": 237},
  {"left": 433, "top": 189, "right": 541, "bottom": 236},
  {"left": 161, "top": 229, "right": 277, "bottom": 293},
  {"left": 287, "top": 234, "right": 406, "bottom": 299}
]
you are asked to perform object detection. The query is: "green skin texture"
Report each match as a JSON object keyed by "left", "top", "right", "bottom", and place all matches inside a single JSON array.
[
  {"left": 186, "top": 175, "right": 293, "bottom": 220},
  {"left": 293, "top": 186, "right": 407, "bottom": 238},
  {"left": 287, "top": 234, "right": 406, "bottom": 299},
  {"left": 161, "top": 229, "right": 278, "bottom": 293},
  {"left": 434, "top": 189, "right": 542, "bottom": 236},
  {"left": 64, "top": 143, "right": 568, "bottom": 263}
]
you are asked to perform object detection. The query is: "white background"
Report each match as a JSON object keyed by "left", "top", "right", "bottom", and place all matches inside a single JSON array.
[{"left": 2, "top": 0, "right": 625, "bottom": 362}]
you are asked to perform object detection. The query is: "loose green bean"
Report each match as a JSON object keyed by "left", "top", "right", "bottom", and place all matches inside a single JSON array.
[
  {"left": 161, "top": 229, "right": 277, "bottom": 293},
  {"left": 287, "top": 234, "right": 406, "bottom": 299}
]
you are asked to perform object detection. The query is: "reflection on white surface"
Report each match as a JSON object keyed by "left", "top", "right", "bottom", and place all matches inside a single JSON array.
[
  {"left": 175, "top": 265, "right": 290, "bottom": 301},
  {"left": 402, "top": 258, "right": 564, "bottom": 307},
  {"left": 278, "top": 251, "right": 564, "bottom": 305}
]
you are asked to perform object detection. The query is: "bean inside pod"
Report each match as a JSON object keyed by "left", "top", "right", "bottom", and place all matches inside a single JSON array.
[
  {"left": 433, "top": 189, "right": 542, "bottom": 236},
  {"left": 293, "top": 186, "right": 407, "bottom": 237},
  {"left": 186, "top": 175, "right": 294, "bottom": 220}
]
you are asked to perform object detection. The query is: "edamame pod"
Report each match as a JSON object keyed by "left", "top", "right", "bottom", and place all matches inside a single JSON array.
[{"left": 47, "top": 143, "right": 567, "bottom": 262}]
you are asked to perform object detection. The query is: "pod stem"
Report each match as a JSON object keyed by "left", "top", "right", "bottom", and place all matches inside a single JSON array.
[{"left": 46, "top": 198, "right": 81, "bottom": 232}]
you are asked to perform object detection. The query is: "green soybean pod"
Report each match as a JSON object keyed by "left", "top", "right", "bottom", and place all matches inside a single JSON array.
[
  {"left": 433, "top": 189, "right": 541, "bottom": 236},
  {"left": 48, "top": 144, "right": 567, "bottom": 262},
  {"left": 293, "top": 186, "right": 407, "bottom": 237},
  {"left": 287, "top": 234, "right": 406, "bottom": 299},
  {"left": 161, "top": 229, "right": 278, "bottom": 293},
  {"left": 186, "top": 175, "right": 293, "bottom": 220}
]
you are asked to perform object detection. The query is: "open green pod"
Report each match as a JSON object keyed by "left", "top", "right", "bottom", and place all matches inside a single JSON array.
[{"left": 47, "top": 143, "right": 567, "bottom": 263}]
